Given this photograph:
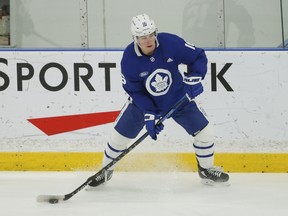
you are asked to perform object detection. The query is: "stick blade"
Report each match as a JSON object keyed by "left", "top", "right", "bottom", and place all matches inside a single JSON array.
[{"left": 36, "top": 195, "right": 65, "bottom": 203}]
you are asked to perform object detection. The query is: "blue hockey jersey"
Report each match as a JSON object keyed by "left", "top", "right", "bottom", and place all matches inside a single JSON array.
[{"left": 121, "top": 32, "right": 208, "bottom": 115}]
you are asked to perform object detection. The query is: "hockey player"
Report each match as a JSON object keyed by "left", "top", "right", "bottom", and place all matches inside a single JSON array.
[{"left": 88, "top": 13, "right": 229, "bottom": 187}]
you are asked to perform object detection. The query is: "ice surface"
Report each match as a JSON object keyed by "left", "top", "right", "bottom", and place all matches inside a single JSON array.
[{"left": 1, "top": 171, "right": 287, "bottom": 216}]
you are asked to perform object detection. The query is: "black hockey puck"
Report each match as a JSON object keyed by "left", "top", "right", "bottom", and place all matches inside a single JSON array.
[{"left": 49, "top": 199, "right": 59, "bottom": 204}]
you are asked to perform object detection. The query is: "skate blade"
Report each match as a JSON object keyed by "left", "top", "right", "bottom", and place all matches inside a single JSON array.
[{"left": 201, "top": 179, "right": 231, "bottom": 187}]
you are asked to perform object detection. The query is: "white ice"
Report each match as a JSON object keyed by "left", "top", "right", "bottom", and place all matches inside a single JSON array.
[{"left": 1, "top": 171, "right": 288, "bottom": 216}]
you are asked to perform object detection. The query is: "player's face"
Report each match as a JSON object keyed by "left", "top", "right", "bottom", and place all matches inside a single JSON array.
[{"left": 137, "top": 33, "right": 156, "bottom": 55}]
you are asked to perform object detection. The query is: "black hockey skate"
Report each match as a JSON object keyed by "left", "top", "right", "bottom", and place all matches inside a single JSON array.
[
  {"left": 198, "top": 163, "right": 230, "bottom": 186},
  {"left": 88, "top": 170, "right": 114, "bottom": 187}
]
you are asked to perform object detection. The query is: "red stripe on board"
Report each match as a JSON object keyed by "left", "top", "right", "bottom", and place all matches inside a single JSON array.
[{"left": 28, "top": 111, "right": 120, "bottom": 136}]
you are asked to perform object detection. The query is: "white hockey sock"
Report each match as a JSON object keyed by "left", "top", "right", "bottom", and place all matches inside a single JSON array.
[
  {"left": 102, "top": 129, "right": 131, "bottom": 170},
  {"left": 193, "top": 123, "right": 215, "bottom": 169},
  {"left": 102, "top": 142, "right": 126, "bottom": 170},
  {"left": 193, "top": 142, "right": 214, "bottom": 169}
]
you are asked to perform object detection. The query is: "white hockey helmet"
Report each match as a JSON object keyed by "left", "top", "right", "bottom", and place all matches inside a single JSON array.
[{"left": 131, "top": 14, "right": 157, "bottom": 38}]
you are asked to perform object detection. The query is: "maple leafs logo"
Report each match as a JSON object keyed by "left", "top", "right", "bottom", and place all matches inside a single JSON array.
[
  {"left": 151, "top": 74, "right": 168, "bottom": 92},
  {"left": 145, "top": 69, "right": 172, "bottom": 96}
]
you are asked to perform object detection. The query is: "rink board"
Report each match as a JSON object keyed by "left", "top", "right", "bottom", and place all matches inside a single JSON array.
[
  {"left": 1, "top": 50, "right": 288, "bottom": 173},
  {"left": 0, "top": 152, "right": 287, "bottom": 172}
]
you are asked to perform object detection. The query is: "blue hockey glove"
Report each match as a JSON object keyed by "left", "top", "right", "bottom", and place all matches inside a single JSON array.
[
  {"left": 144, "top": 112, "right": 164, "bottom": 140},
  {"left": 183, "top": 75, "right": 203, "bottom": 100}
]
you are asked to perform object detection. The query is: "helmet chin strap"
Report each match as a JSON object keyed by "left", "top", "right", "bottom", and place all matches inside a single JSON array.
[{"left": 133, "top": 40, "right": 142, "bottom": 56}]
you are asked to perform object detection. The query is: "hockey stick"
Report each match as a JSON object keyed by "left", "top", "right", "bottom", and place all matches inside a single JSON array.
[{"left": 36, "top": 95, "right": 188, "bottom": 204}]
